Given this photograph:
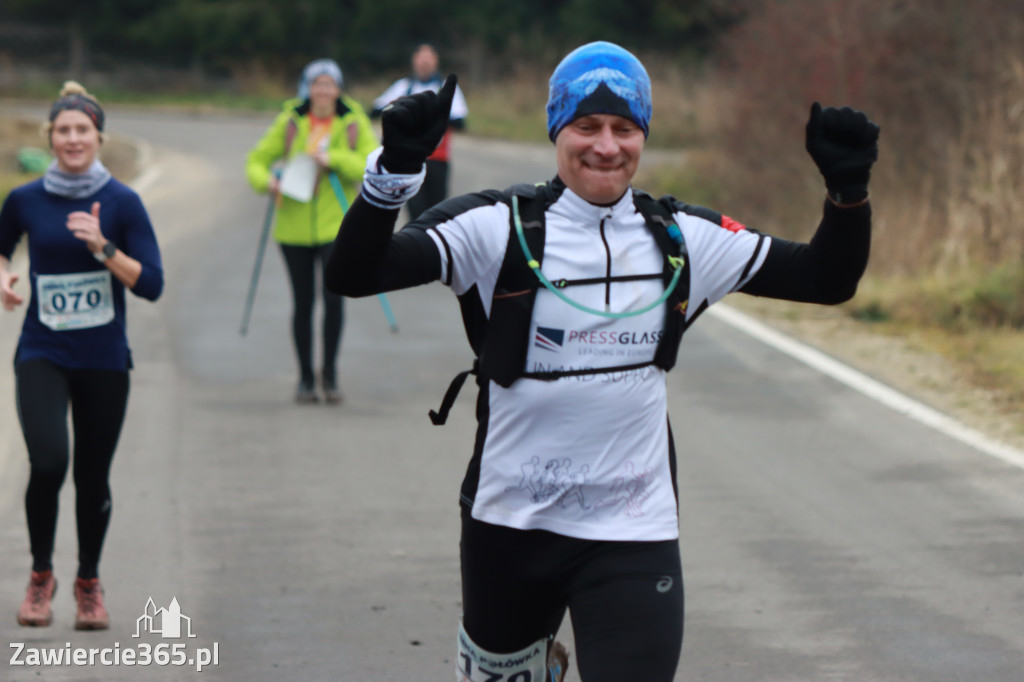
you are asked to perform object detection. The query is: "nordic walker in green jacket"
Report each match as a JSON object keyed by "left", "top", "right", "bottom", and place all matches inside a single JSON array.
[{"left": 246, "top": 58, "right": 377, "bottom": 404}]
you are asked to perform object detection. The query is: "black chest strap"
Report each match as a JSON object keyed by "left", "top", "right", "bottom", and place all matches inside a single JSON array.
[
  {"left": 428, "top": 366, "right": 476, "bottom": 425},
  {"left": 633, "top": 190, "right": 693, "bottom": 372},
  {"left": 476, "top": 184, "right": 550, "bottom": 388},
  {"left": 430, "top": 184, "right": 548, "bottom": 425}
]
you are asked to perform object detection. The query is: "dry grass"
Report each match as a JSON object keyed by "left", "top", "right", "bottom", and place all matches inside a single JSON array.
[
  {"left": 453, "top": 70, "right": 550, "bottom": 144},
  {"left": 846, "top": 269, "right": 1024, "bottom": 423},
  {"left": 0, "top": 118, "right": 47, "bottom": 196},
  {"left": 624, "top": 61, "right": 1024, "bottom": 439}
]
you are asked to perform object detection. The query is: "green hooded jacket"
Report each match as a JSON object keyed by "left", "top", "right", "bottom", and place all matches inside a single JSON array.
[{"left": 246, "top": 95, "right": 378, "bottom": 246}]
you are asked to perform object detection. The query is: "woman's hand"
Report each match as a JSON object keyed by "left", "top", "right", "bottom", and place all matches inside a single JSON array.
[
  {"left": 0, "top": 268, "right": 22, "bottom": 310},
  {"left": 66, "top": 202, "right": 107, "bottom": 254}
]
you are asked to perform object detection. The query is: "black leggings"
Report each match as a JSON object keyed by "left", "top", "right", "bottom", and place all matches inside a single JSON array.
[
  {"left": 460, "top": 507, "right": 684, "bottom": 682},
  {"left": 15, "top": 358, "right": 129, "bottom": 579},
  {"left": 279, "top": 243, "right": 344, "bottom": 384}
]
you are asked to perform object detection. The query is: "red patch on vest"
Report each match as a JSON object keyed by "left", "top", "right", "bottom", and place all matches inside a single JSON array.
[{"left": 720, "top": 215, "right": 746, "bottom": 233}]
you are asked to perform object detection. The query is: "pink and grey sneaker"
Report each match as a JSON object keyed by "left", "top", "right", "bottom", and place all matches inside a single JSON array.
[
  {"left": 74, "top": 577, "right": 109, "bottom": 630},
  {"left": 17, "top": 570, "right": 56, "bottom": 626},
  {"left": 295, "top": 380, "right": 319, "bottom": 404},
  {"left": 322, "top": 381, "right": 343, "bottom": 405}
]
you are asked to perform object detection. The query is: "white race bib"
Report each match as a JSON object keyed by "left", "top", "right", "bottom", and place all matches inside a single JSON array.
[{"left": 37, "top": 271, "right": 115, "bottom": 331}]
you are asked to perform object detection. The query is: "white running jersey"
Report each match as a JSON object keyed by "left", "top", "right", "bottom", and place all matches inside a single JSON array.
[
  {"left": 427, "top": 186, "right": 768, "bottom": 541},
  {"left": 373, "top": 77, "right": 469, "bottom": 120}
]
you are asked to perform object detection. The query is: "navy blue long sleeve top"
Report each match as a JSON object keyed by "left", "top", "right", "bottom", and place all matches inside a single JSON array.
[{"left": 0, "top": 178, "right": 163, "bottom": 370}]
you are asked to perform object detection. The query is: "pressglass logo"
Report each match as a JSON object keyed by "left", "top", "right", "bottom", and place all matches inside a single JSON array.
[
  {"left": 534, "top": 326, "right": 664, "bottom": 353},
  {"left": 565, "top": 329, "right": 663, "bottom": 346},
  {"left": 10, "top": 596, "right": 219, "bottom": 673},
  {"left": 534, "top": 326, "right": 565, "bottom": 351}
]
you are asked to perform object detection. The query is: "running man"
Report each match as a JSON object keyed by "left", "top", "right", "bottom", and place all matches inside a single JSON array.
[{"left": 325, "top": 41, "right": 878, "bottom": 682}]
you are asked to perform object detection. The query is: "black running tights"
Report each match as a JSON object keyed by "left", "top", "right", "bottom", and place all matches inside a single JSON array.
[
  {"left": 460, "top": 507, "right": 684, "bottom": 682},
  {"left": 280, "top": 243, "right": 344, "bottom": 385},
  {"left": 15, "top": 358, "right": 129, "bottom": 579}
]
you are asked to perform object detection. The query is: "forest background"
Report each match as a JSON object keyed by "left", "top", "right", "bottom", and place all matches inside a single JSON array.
[{"left": 1, "top": 0, "right": 1021, "bottom": 439}]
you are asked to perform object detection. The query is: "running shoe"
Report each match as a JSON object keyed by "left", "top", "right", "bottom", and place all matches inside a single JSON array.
[
  {"left": 16, "top": 570, "right": 56, "bottom": 626},
  {"left": 322, "top": 374, "right": 343, "bottom": 404},
  {"left": 295, "top": 380, "right": 319, "bottom": 404},
  {"left": 74, "top": 577, "right": 109, "bottom": 630}
]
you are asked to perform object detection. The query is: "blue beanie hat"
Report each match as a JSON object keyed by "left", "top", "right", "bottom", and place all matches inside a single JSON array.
[
  {"left": 546, "top": 41, "right": 652, "bottom": 142},
  {"left": 298, "top": 58, "right": 344, "bottom": 100}
]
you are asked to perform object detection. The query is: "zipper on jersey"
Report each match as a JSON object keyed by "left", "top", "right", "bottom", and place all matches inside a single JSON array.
[{"left": 598, "top": 216, "right": 613, "bottom": 311}]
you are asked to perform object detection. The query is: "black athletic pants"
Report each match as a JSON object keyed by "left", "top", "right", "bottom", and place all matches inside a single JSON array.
[
  {"left": 280, "top": 243, "right": 344, "bottom": 386},
  {"left": 15, "top": 358, "right": 129, "bottom": 579},
  {"left": 460, "top": 507, "right": 684, "bottom": 682},
  {"left": 407, "top": 159, "right": 449, "bottom": 220}
]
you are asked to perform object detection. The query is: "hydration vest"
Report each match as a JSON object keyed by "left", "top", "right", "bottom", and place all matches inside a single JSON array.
[{"left": 429, "top": 180, "right": 697, "bottom": 425}]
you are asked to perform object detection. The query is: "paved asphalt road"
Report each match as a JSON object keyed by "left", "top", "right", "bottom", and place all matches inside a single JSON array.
[{"left": 0, "top": 105, "right": 1021, "bottom": 681}]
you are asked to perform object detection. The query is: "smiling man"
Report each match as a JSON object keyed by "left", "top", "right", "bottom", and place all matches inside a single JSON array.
[{"left": 325, "top": 41, "right": 879, "bottom": 682}]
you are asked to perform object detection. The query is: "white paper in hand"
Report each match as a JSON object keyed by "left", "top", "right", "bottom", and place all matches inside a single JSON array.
[{"left": 278, "top": 154, "right": 318, "bottom": 203}]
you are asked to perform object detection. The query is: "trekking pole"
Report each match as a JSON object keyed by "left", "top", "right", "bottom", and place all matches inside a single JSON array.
[
  {"left": 376, "top": 290, "right": 399, "bottom": 333},
  {"left": 329, "top": 172, "right": 399, "bottom": 333},
  {"left": 239, "top": 194, "right": 276, "bottom": 336}
]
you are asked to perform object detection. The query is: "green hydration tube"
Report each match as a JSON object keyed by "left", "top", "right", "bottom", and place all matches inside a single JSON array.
[{"left": 511, "top": 194, "right": 685, "bottom": 319}]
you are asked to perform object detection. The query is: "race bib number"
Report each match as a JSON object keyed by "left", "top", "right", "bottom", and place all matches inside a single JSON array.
[{"left": 37, "top": 271, "right": 115, "bottom": 331}]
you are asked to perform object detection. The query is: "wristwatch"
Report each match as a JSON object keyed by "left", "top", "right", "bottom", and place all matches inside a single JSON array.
[{"left": 93, "top": 241, "right": 118, "bottom": 263}]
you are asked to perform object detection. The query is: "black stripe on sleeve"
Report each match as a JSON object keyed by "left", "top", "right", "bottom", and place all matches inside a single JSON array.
[
  {"left": 428, "top": 227, "right": 455, "bottom": 287},
  {"left": 736, "top": 233, "right": 766, "bottom": 289},
  {"left": 740, "top": 200, "right": 871, "bottom": 304}
]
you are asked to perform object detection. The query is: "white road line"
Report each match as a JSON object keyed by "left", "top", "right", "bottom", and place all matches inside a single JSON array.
[{"left": 708, "top": 303, "right": 1024, "bottom": 471}]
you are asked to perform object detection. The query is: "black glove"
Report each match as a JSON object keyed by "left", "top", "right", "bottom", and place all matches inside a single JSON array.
[
  {"left": 380, "top": 74, "right": 458, "bottom": 174},
  {"left": 805, "top": 102, "right": 880, "bottom": 204}
]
